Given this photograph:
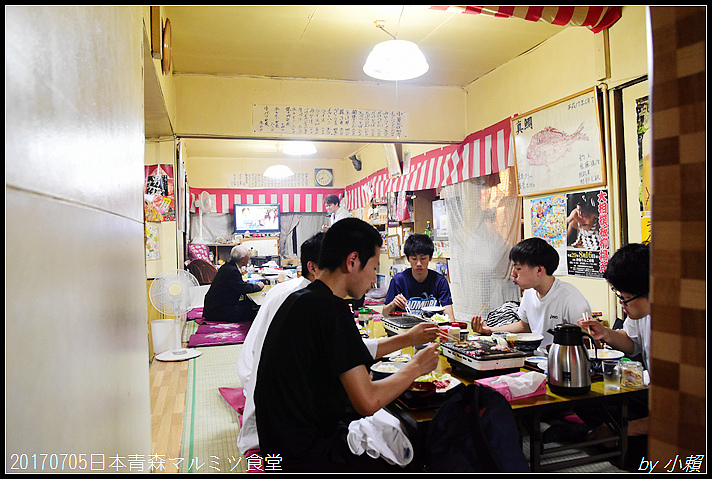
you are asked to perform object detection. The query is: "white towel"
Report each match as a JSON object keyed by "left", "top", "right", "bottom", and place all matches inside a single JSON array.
[{"left": 347, "top": 409, "right": 413, "bottom": 467}]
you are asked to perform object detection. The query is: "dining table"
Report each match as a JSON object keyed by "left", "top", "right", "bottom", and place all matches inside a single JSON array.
[
  {"left": 247, "top": 283, "right": 272, "bottom": 306},
  {"left": 370, "top": 318, "right": 648, "bottom": 472}
]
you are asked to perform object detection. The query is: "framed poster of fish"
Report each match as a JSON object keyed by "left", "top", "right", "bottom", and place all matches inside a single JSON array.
[{"left": 511, "top": 87, "right": 606, "bottom": 197}]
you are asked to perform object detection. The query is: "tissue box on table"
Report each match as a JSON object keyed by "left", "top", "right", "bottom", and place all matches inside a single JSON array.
[{"left": 475, "top": 371, "right": 547, "bottom": 401}]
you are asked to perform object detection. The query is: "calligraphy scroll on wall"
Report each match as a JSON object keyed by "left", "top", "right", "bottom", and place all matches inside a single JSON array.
[{"left": 253, "top": 104, "right": 407, "bottom": 139}]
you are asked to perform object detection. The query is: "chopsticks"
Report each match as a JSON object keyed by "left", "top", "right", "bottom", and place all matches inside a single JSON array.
[
  {"left": 420, "top": 315, "right": 458, "bottom": 342},
  {"left": 437, "top": 329, "right": 460, "bottom": 343},
  {"left": 581, "top": 311, "right": 595, "bottom": 348},
  {"left": 476, "top": 303, "right": 488, "bottom": 317}
]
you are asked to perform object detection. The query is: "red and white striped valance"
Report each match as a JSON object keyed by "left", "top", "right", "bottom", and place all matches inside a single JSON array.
[
  {"left": 189, "top": 187, "right": 344, "bottom": 214},
  {"left": 426, "top": 6, "right": 622, "bottom": 33},
  {"left": 344, "top": 117, "right": 514, "bottom": 210}
]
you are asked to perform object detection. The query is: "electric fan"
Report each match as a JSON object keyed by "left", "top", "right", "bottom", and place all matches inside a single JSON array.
[
  {"left": 149, "top": 269, "right": 202, "bottom": 361},
  {"left": 193, "top": 191, "right": 213, "bottom": 244}
]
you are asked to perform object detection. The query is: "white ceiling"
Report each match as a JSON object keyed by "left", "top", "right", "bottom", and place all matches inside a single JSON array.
[{"left": 155, "top": 5, "right": 568, "bottom": 162}]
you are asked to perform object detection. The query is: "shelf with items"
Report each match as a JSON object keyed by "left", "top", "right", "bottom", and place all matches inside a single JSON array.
[
  {"left": 368, "top": 202, "right": 389, "bottom": 227},
  {"left": 206, "top": 236, "right": 279, "bottom": 265},
  {"left": 398, "top": 189, "right": 435, "bottom": 235}
]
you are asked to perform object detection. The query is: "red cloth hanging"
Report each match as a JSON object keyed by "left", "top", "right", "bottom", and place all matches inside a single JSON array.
[{"left": 426, "top": 6, "right": 622, "bottom": 33}]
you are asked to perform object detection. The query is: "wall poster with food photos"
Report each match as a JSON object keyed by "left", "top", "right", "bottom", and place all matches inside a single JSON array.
[
  {"left": 530, "top": 188, "right": 609, "bottom": 278},
  {"left": 144, "top": 164, "right": 175, "bottom": 222}
]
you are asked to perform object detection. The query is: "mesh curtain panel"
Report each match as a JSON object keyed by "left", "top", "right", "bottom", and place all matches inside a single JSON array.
[{"left": 442, "top": 168, "right": 522, "bottom": 320}]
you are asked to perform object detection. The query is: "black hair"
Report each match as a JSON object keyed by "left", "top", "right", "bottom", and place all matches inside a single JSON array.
[
  {"left": 576, "top": 192, "right": 599, "bottom": 216},
  {"left": 318, "top": 217, "right": 382, "bottom": 272},
  {"left": 403, "top": 233, "right": 434, "bottom": 258},
  {"left": 300, "top": 232, "right": 325, "bottom": 277},
  {"left": 509, "top": 237, "right": 560, "bottom": 276},
  {"left": 324, "top": 194, "right": 340, "bottom": 206},
  {"left": 603, "top": 243, "right": 650, "bottom": 297}
]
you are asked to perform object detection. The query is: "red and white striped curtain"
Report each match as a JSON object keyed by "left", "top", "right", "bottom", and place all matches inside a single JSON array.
[
  {"left": 344, "top": 117, "right": 513, "bottom": 210},
  {"left": 189, "top": 187, "right": 345, "bottom": 215},
  {"left": 426, "top": 6, "right": 622, "bottom": 33}
]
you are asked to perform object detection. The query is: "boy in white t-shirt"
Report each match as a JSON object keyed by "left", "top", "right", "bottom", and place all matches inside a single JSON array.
[{"left": 470, "top": 237, "right": 591, "bottom": 351}]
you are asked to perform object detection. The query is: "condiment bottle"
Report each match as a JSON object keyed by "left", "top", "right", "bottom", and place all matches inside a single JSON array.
[{"left": 424, "top": 221, "right": 432, "bottom": 237}]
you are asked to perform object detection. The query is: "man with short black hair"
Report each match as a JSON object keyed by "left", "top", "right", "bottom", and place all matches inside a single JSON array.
[
  {"left": 255, "top": 218, "right": 440, "bottom": 472},
  {"left": 382, "top": 233, "right": 454, "bottom": 318},
  {"left": 471, "top": 237, "right": 591, "bottom": 352},
  {"left": 322, "top": 193, "right": 351, "bottom": 230}
]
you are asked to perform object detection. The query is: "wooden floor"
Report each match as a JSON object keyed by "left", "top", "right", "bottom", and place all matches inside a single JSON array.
[{"left": 149, "top": 357, "right": 189, "bottom": 474}]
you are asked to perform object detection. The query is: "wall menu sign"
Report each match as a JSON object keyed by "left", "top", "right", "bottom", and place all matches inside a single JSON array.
[
  {"left": 253, "top": 104, "right": 407, "bottom": 139},
  {"left": 512, "top": 87, "right": 606, "bottom": 197}
]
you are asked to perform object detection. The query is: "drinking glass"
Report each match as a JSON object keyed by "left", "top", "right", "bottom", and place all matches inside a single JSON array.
[{"left": 602, "top": 359, "right": 621, "bottom": 391}]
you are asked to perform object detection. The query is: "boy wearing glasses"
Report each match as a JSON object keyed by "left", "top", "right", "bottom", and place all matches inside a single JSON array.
[
  {"left": 578, "top": 242, "right": 651, "bottom": 371},
  {"left": 576, "top": 243, "right": 650, "bottom": 467}
]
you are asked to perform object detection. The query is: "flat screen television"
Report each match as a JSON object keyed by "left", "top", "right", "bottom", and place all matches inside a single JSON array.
[{"left": 234, "top": 203, "right": 281, "bottom": 234}]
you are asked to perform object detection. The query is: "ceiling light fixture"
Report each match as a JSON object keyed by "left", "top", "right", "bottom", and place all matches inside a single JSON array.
[
  {"left": 263, "top": 164, "right": 294, "bottom": 178},
  {"left": 282, "top": 141, "right": 317, "bottom": 156},
  {"left": 363, "top": 21, "right": 429, "bottom": 81}
]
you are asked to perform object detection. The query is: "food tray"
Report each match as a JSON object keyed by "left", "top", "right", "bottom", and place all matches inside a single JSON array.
[
  {"left": 441, "top": 340, "right": 526, "bottom": 378},
  {"left": 382, "top": 314, "right": 428, "bottom": 336},
  {"left": 441, "top": 339, "right": 526, "bottom": 360},
  {"left": 396, "top": 381, "right": 464, "bottom": 410}
]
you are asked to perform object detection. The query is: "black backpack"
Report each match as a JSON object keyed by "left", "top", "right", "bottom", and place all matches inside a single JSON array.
[{"left": 425, "top": 383, "right": 530, "bottom": 472}]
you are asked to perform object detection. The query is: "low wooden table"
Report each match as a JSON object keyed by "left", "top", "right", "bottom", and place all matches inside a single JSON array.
[{"left": 371, "top": 321, "right": 646, "bottom": 472}]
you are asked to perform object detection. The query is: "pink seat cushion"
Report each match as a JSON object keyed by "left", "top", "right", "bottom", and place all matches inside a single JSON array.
[{"left": 188, "top": 244, "right": 210, "bottom": 262}]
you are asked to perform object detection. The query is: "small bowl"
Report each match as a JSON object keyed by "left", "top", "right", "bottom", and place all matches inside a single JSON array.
[
  {"left": 370, "top": 361, "right": 406, "bottom": 380},
  {"left": 513, "top": 333, "right": 544, "bottom": 351},
  {"left": 422, "top": 305, "right": 445, "bottom": 317}
]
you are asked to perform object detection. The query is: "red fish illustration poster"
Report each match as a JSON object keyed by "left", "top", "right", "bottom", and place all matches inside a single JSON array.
[{"left": 512, "top": 87, "right": 606, "bottom": 197}]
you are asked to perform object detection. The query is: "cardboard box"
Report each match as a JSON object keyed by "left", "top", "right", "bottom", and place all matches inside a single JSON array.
[
  {"left": 475, "top": 371, "right": 547, "bottom": 401},
  {"left": 281, "top": 258, "right": 300, "bottom": 267}
]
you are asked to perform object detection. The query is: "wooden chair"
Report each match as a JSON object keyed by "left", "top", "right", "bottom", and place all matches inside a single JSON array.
[{"left": 187, "top": 259, "right": 218, "bottom": 285}]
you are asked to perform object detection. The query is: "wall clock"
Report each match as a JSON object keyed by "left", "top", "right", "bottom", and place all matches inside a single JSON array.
[
  {"left": 161, "top": 18, "right": 172, "bottom": 75},
  {"left": 315, "top": 168, "right": 333, "bottom": 187}
]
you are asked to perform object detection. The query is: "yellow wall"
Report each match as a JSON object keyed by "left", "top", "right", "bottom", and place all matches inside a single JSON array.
[
  {"left": 145, "top": 139, "right": 180, "bottom": 278},
  {"left": 464, "top": 6, "right": 650, "bottom": 326},
  {"left": 174, "top": 74, "right": 466, "bottom": 143},
  {"left": 178, "top": 7, "right": 650, "bottom": 326},
  {"left": 177, "top": 74, "right": 465, "bottom": 189},
  {"left": 185, "top": 154, "right": 351, "bottom": 189}
]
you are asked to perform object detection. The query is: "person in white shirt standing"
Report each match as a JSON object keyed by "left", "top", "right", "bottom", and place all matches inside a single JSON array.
[
  {"left": 322, "top": 194, "right": 351, "bottom": 230},
  {"left": 470, "top": 237, "right": 591, "bottom": 352}
]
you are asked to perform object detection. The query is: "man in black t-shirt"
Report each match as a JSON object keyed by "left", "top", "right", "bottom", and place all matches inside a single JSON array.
[{"left": 255, "top": 218, "right": 440, "bottom": 472}]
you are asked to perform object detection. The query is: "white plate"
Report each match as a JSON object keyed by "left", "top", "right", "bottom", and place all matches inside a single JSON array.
[
  {"left": 525, "top": 356, "right": 548, "bottom": 370},
  {"left": 412, "top": 373, "right": 460, "bottom": 393},
  {"left": 437, "top": 377, "right": 461, "bottom": 393},
  {"left": 516, "top": 333, "right": 544, "bottom": 342},
  {"left": 588, "top": 349, "right": 625, "bottom": 360}
]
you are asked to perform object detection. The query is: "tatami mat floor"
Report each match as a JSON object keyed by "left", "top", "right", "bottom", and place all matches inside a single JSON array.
[{"left": 150, "top": 327, "right": 626, "bottom": 474}]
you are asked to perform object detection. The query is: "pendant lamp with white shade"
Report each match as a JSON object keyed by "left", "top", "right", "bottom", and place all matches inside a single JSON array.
[
  {"left": 363, "top": 39, "right": 429, "bottom": 81},
  {"left": 263, "top": 164, "right": 295, "bottom": 178}
]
